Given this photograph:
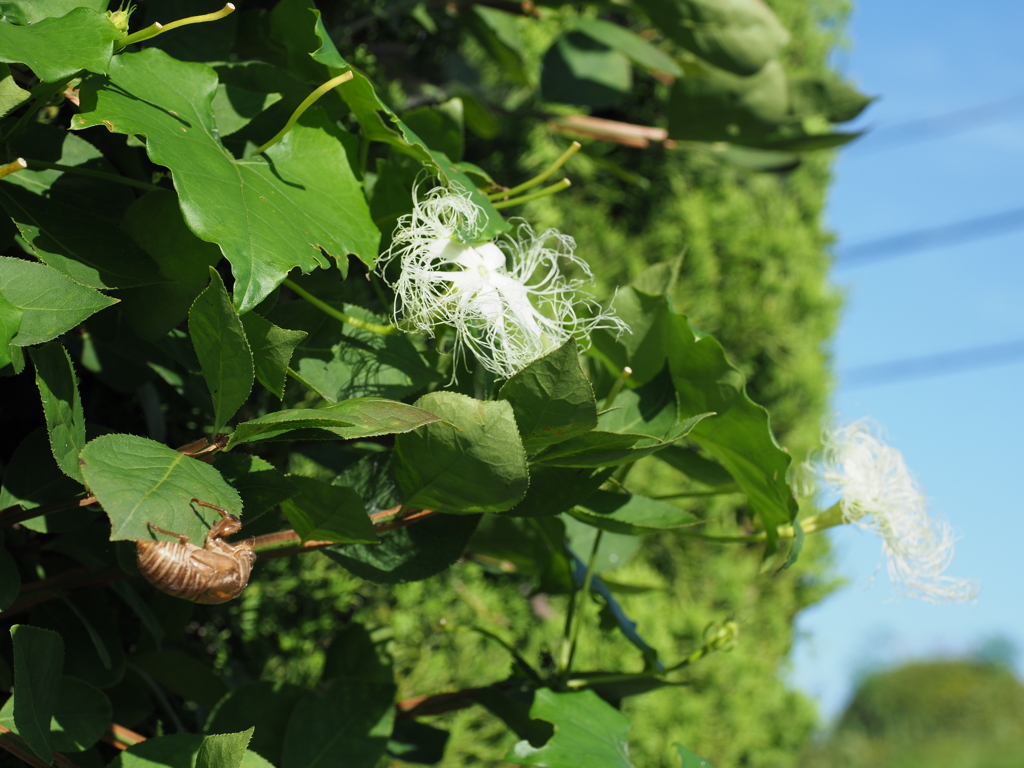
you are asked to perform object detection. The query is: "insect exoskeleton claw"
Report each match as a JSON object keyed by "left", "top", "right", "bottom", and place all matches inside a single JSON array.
[{"left": 135, "top": 499, "right": 255, "bottom": 604}]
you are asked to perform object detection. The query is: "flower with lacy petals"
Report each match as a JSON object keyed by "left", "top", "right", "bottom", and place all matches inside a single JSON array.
[
  {"left": 816, "top": 419, "right": 978, "bottom": 604},
  {"left": 376, "top": 184, "right": 628, "bottom": 378}
]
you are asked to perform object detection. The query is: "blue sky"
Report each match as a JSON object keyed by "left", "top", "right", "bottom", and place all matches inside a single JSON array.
[{"left": 788, "top": 0, "right": 1024, "bottom": 719}]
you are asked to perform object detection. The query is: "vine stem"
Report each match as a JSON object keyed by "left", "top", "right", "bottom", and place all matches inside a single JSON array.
[
  {"left": 487, "top": 141, "right": 581, "bottom": 201},
  {"left": 252, "top": 71, "right": 355, "bottom": 157},
  {"left": 252, "top": 508, "right": 437, "bottom": 559},
  {"left": 491, "top": 178, "right": 570, "bottom": 210},
  {"left": 0, "top": 721, "right": 86, "bottom": 767},
  {"left": 24, "top": 159, "right": 163, "bottom": 192},
  {"left": 676, "top": 502, "right": 845, "bottom": 544},
  {"left": 0, "top": 495, "right": 97, "bottom": 528},
  {"left": 282, "top": 278, "right": 398, "bottom": 334},
  {"left": 114, "top": 3, "right": 236, "bottom": 50}
]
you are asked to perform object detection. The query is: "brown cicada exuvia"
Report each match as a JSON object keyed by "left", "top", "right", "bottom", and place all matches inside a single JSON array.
[{"left": 135, "top": 499, "right": 256, "bottom": 604}]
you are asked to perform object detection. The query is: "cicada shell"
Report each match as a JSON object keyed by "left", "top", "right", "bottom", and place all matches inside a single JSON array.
[{"left": 136, "top": 499, "right": 256, "bottom": 605}]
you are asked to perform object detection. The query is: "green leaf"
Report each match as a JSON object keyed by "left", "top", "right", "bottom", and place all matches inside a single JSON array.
[
  {"left": 325, "top": 512, "right": 480, "bottom": 584},
  {"left": 571, "top": 490, "right": 699, "bottom": 535},
  {"left": 267, "top": 0, "right": 508, "bottom": 240},
  {"left": 788, "top": 75, "right": 874, "bottom": 123},
  {"left": 667, "top": 315, "right": 797, "bottom": 549},
  {"left": 473, "top": 687, "right": 554, "bottom": 748},
  {"left": 282, "top": 678, "right": 396, "bottom": 768},
  {"left": 534, "top": 415, "right": 709, "bottom": 468},
  {"left": 598, "top": 368, "right": 677, "bottom": 439},
  {"left": 590, "top": 287, "right": 677, "bottom": 387},
  {"left": 0, "top": 290, "right": 22, "bottom": 371},
  {"left": 0, "top": 428, "right": 86, "bottom": 533},
  {"left": 118, "top": 190, "right": 224, "bottom": 342},
  {"left": 665, "top": 60, "right": 790, "bottom": 147},
  {"left": 0, "top": 130, "right": 163, "bottom": 290},
  {"left": 227, "top": 398, "right": 442, "bottom": 449},
  {"left": 654, "top": 446, "right": 736, "bottom": 489},
  {"left": 511, "top": 465, "right": 611, "bottom": 518},
  {"left": 541, "top": 31, "right": 632, "bottom": 108},
  {"left": 0, "top": 675, "right": 111, "bottom": 754},
  {"left": 276, "top": 300, "right": 437, "bottom": 404},
  {"left": 29, "top": 342, "right": 85, "bottom": 483},
  {"left": 505, "top": 688, "right": 635, "bottom": 768},
  {"left": 498, "top": 339, "right": 598, "bottom": 454},
  {"left": 240, "top": 311, "right": 306, "bottom": 399},
  {"left": 0, "top": 62, "right": 29, "bottom": 119},
  {"left": 0, "top": 536, "right": 18, "bottom": 611},
  {"left": 573, "top": 19, "right": 683, "bottom": 77},
  {"left": 402, "top": 98, "right": 465, "bottom": 163},
  {"left": 132, "top": 648, "right": 229, "bottom": 710},
  {"left": 10, "top": 624, "right": 63, "bottom": 763},
  {"left": 322, "top": 622, "right": 393, "bottom": 684},
  {"left": 79, "top": 433, "right": 243, "bottom": 543},
  {"left": 109, "top": 581, "right": 165, "bottom": 647},
  {"left": 215, "top": 453, "right": 297, "bottom": 520},
  {"left": 197, "top": 728, "right": 254, "bottom": 768},
  {"left": 395, "top": 392, "right": 529, "bottom": 514},
  {"left": 110, "top": 733, "right": 273, "bottom": 768},
  {"left": 675, "top": 743, "right": 715, "bottom": 768},
  {"left": 387, "top": 720, "right": 449, "bottom": 765},
  {"left": 470, "top": 515, "right": 574, "bottom": 594},
  {"left": 562, "top": 516, "right": 642, "bottom": 574},
  {"left": 635, "top": 0, "right": 789, "bottom": 76},
  {"left": 0, "top": 256, "right": 116, "bottom": 346},
  {"left": 206, "top": 683, "right": 306, "bottom": 767},
  {"left": 461, "top": 6, "right": 529, "bottom": 86},
  {"left": 73, "top": 49, "right": 380, "bottom": 312},
  {"left": 189, "top": 268, "right": 254, "bottom": 433},
  {"left": 0, "top": 7, "right": 120, "bottom": 82},
  {"left": 281, "top": 476, "right": 376, "bottom": 544},
  {"left": 0, "top": 1, "right": 108, "bottom": 25}
]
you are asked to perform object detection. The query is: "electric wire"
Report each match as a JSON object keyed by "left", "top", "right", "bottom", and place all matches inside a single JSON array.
[{"left": 843, "top": 338, "right": 1024, "bottom": 388}]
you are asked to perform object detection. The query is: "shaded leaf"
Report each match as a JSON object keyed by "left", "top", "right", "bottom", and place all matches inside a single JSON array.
[
  {"left": 395, "top": 392, "right": 529, "bottom": 514},
  {"left": 29, "top": 342, "right": 85, "bottom": 483},
  {"left": 0, "top": 290, "right": 22, "bottom": 371},
  {"left": 469, "top": 515, "right": 573, "bottom": 594},
  {"left": 498, "top": 339, "right": 598, "bottom": 454},
  {"left": 281, "top": 476, "right": 376, "bottom": 544},
  {"left": 0, "top": 256, "right": 116, "bottom": 346},
  {"left": 281, "top": 678, "right": 396, "bottom": 768},
  {"left": 1, "top": 675, "right": 110, "bottom": 753},
  {"left": 574, "top": 19, "right": 682, "bottom": 77},
  {"left": 206, "top": 683, "right": 306, "bottom": 767},
  {"left": 635, "top": 0, "right": 789, "bottom": 76},
  {"left": 0, "top": 130, "right": 163, "bottom": 290},
  {"left": 215, "top": 453, "right": 297, "bottom": 520},
  {"left": 228, "top": 398, "right": 442, "bottom": 449},
  {"left": 29, "top": 592, "right": 124, "bottom": 690},
  {"left": 402, "top": 98, "right": 464, "bottom": 163},
  {"left": 73, "top": 49, "right": 379, "bottom": 312},
  {"left": 10, "top": 624, "right": 63, "bottom": 763},
  {"left": 0, "top": 428, "right": 87, "bottom": 533},
  {"left": 239, "top": 311, "right": 306, "bottom": 399},
  {"left": 653, "top": 446, "right": 736, "bottom": 488},
  {"left": 110, "top": 733, "right": 272, "bottom": 768},
  {"left": 79, "top": 433, "right": 243, "bottom": 543},
  {"left": 0, "top": 536, "right": 18, "bottom": 611},
  {"left": 189, "top": 267, "right": 254, "bottom": 433},
  {"left": 505, "top": 688, "right": 634, "bottom": 768},
  {"left": 461, "top": 6, "right": 529, "bottom": 86},
  {"left": 534, "top": 414, "right": 709, "bottom": 468},
  {"left": 598, "top": 368, "right": 677, "bottom": 439},
  {"left": 119, "top": 190, "right": 224, "bottom": 342},
  {"left": 511, "top": 465, "right": 611, "bottom": 518},
  {"left": 0, "top": 7, "right": 120, "bottom": 82},
  {"left": 276, "top": 300, "right": 437, "bottom": 404},
  {"left": 133, "top": 649, "right": 228, "bottom": 711},
  {"left": 387, "top": 720, "right": 449, "bottom": 765},
  {"left": 571, "top": 490, "right": 699, "bottom": 535},
  {"left": 325, "top": 513, "right": 480, "bottom": 584},
  {"left": 541, "top": 31, "right": 632, "bottom": 108},
  {"left": 322, "top": 622, "right": 393, "bottom": 684},
  {"left": 667, "top": 315, "right": 797, "bottom": 549},
  {"left": 788, "top": 75, "right": 874, "bottom": 123}
]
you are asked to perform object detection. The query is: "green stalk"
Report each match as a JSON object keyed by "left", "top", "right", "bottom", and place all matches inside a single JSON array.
[
  {"left": 491, "top": 178, "right": 571, "bottom": 210},
  {"left": 2, "top": 80, "right": 68, "bottom": 144},
  {"left": 24, "top": 159, "right": 162, "bottom": 192},
  {"left": 676, "top": 502, "right": 845, "bottom": 544},
  {"left": 252, "top": 71, "right": 355, "bottom": 157},
  {"left": 651, "top": 485, "right": 741, "bottom": 499},
  {"left": 282, "top": 278, "right": 398, "bottom": 335},
  {"left": 601, "top": 366, "right": 633, "bottom": 411},
  {"left": 488, "top": 141, "right": 581, "bottom": 201},
  {"left": 560, "top": 529, "right": 603, "bottom": 675},
  {"left": 114, "top": 3, "right": 236, "bottom": 50}
]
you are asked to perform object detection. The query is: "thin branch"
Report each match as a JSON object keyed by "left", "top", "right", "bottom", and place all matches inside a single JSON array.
[
  {"left": 23, "top": 160, "right": 163, "bottom": 193},
  {"left": 253, "top": 509, "right": 438, "bottom": 559},
  {"left": 0, "top": 724, "right": 84, "bottom": 768},
  {"left": 0, "top": 568, "right": 130, "bottom": 622},
  {"left": 0, "top": 496, "right": 97, "bottom": 529}
]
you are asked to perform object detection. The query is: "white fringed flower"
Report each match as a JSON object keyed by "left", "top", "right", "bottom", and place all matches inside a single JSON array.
[
  {"left": 818, "top": 419, "right": 979, "bottom": 604},
  {"left": 377, "top": 184, "right": 627, "bottom": 378}
]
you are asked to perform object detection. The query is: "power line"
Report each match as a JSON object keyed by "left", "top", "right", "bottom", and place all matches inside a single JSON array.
[
  {"left": 835, "top": 205, "right": 1024, "bottom": 267},
  {"left": 843, "top": 339, "right": 1024, "bottom": 388},
  {"left": 850, "top": 92, "right": 1024, "bottom": 154}
]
